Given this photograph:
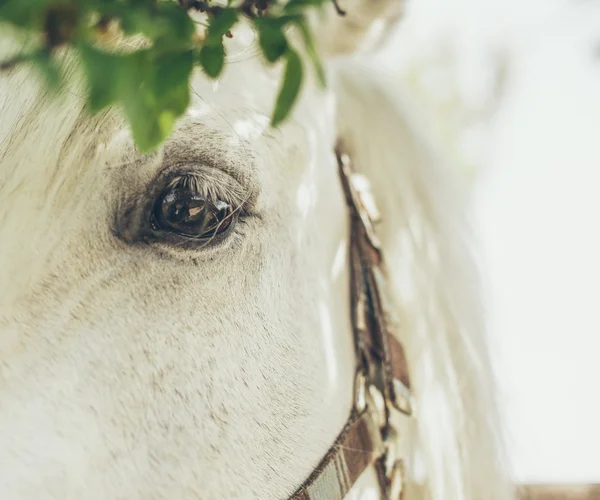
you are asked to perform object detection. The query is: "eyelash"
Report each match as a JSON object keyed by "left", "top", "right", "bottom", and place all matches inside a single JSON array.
[{"left": 164, "top": 172, "right": 250, "bottom": 214}]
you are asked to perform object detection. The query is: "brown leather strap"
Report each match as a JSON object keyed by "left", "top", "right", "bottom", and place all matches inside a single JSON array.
[
  {"left": 289, "top": 149, "right": 413, "bottom": 500},
  {"left": 290, "top": 409, "right": 385, "bottom": 500},
  {"left": 338, "top": 149, "right": 413, "bottom": 416}
]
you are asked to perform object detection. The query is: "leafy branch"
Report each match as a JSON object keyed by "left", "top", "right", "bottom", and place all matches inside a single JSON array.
[{"left": 0, "top": 0, "right": 336, "bottom": 152}]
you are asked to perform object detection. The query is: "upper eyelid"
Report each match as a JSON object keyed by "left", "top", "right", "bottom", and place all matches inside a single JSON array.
[
  {"left": 108, "top": 120, "right": 260, "bottom": 197},
  {"left": 156, "top": 165, "right": 255, "bottom": 213},
  {"left": 161, "top": 136, "right": 260, "bottom": 200}
]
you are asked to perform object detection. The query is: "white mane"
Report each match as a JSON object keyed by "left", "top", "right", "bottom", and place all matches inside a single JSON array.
[{"left": 334, "top": 61, "right": 512, "bottom": 499}]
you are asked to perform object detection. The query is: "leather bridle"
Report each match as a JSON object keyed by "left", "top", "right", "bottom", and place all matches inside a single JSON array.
[{"left": 288, "top": 149, "right": 415, "bottom": 500}]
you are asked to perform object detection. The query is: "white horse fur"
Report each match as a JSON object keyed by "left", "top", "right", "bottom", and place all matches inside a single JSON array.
[{"left": 0, "top": 2, "right": 512, "bottom": 499}]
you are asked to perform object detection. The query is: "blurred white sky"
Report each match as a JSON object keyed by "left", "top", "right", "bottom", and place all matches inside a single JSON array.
[{"left": 383, "top": 0, "right": 600, "bottom": 483}]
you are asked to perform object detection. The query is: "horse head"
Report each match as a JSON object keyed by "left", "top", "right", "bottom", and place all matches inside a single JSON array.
[{"left": 0, "top": 3, "right": 511, "bottom": 498}]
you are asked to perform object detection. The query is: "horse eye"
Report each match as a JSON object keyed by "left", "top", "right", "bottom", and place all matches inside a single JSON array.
[{"left": 152, "top": 186, "right": 234, "bottom": 239}]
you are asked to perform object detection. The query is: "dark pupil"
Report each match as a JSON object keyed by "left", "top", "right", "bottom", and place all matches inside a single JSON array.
[{"left": 154, "top": 189, "right": 233, "bottom": 238}]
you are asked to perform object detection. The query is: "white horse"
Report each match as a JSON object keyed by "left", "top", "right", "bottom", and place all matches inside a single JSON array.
[{"left": 0, "top": 2, "right": 512, "bottom": 499}]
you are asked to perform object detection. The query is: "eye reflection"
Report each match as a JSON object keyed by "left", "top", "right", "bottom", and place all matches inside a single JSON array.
[{"left": 152, "top": 182, "right": 234, "bottom": 239}]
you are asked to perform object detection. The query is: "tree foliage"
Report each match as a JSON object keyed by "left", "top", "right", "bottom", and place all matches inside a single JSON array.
[{"left": 0, "top": 0, "right": 333, "bottom": 152}]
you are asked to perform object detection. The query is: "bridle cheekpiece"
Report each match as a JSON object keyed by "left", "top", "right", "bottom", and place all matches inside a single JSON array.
[{"left": 289, "top": 148, "right": 415, "bottom": 500}]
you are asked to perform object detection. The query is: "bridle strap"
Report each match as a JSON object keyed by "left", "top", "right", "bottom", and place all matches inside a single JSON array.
[
  {"left": 289, "top": 149, "right": 414, "bottom": 500},
  {"left": 340, "top": 150, "right": 412, "bottom": 414},
  {"left": 290, "top": 409, "right": 385, "bottom": 500}
]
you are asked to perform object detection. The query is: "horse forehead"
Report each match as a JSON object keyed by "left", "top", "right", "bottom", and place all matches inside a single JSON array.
[{"left": 182, "top": 52, "right": 337, "bottom": 177}]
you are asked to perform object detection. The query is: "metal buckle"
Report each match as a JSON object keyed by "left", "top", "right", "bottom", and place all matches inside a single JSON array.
[
  {"left": 350, "top": 173, "right": 382, "bottom": 224},
  {"left": 354, "top": 370, "right": 368, "bottom": 413},
  {"left": 368, "top": 375, "right": 412, "bottom": 499},
  {"left": 392, "top": 378, "right": 415, "bottom": 417},
  {"left": 354, "top": 371, "right": 409, "bottom": 499},
  {"left": 338, "top": 152, "right": 382, "bottom": 251},
  {"left": 382, "top": 414, "right": 411, "bottom": 499},
  {"left": 368, "top": 383, "right": 388, "bottom": 430},
  {"left": 379, "top": 398, "right": 407, "bottom": 500},
  {"left": 386, "top": 457, "right": 406, "bottom": 499}
]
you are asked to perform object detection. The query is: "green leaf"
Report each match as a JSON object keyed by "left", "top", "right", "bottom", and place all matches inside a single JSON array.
[
  {"left": 151, "top": 52, "right": 192, "bottom": 118},
  {"left": 154, "top": 2, "right": 195, "bottom": 45},
  {"left": 271, "top": 49, "right": 303, "bottom": 127},
  {"left": 156, "top": 80, "right": 190, "bottom": 118},
  {"left": 283, "top": 0, "right": 327, "bottom": 12},
  {"left": 78, "top": 43, "right": 193, "bottom": 152},
  {"left": 79, "top": 43, "right": 126, "bottom": 112},
  {"left": 196, "top": 8, "right": 235, "bottom": 80},
  {"left": 198, "top": 43, "right": 225, "bottom": 78},
  {"left": 122, "top": 88, "right": 165, "bottom": 153},
  {"left": 118, "top": 51, "right": 154, "bottom": 151},
  {"left": 254, "top": 17, "right": 288, "bottom": 63},
  {"left": 205, "top": 8, "right": 237, "bottom": 45},
  {"left": 119, "top": 50, "right": 190, "bottom": 152},
  {"left": 153, "top": 50, "right": 193, "bottom": 97},
  {"left": 119, "top": 7, "right": 149, "bottom": 35},
  {"left": 129, "top": 0, "right": 155, "bottom": 5},
  {"left": 0, "top": 0, "right": 323, "bottom": 150},
  {"left": 119, "top": 3, "right": 194, "bottom": 47},
  {"left": 294, "top": 17, "right": 325, "bottom": 87},
  {"left": 34, "top": 51, "right": 62, "bottom": 91},
  {"left": 0, "top": 0, "right": 54, "bottom": 28}
]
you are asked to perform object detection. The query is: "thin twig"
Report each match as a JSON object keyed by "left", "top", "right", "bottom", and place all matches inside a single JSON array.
[
  {"left": 332, "top": 0, "right": 346, "bottom": 16},
  {"left": 0, "top": 53, "right": 34, "bottom": 71}
]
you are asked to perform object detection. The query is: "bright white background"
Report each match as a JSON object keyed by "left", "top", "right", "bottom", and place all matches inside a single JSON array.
[{"left": 382, "top": 0, "right": 600, "bottom": 483}]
